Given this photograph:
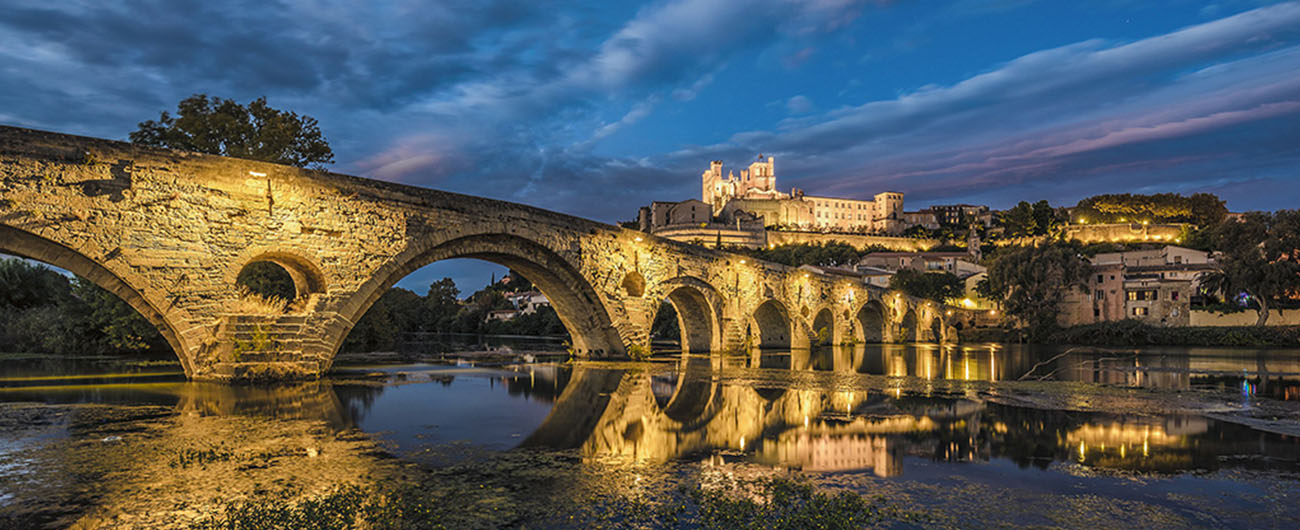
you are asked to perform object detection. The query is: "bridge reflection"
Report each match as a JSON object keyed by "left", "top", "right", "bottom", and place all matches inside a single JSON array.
[{"left": 525, "top": 355, "right": 1300, "bottom": 476}]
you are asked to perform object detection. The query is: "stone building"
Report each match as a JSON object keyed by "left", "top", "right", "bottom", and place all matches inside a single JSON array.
[
  {"left": 1059, "top": 245, "right": 1214, "bottom": 327},
  {"left": 700, "top": 155, "right": 905, "bottom": 235}
]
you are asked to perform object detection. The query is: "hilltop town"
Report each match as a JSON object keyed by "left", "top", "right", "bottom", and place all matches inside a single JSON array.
[{"left": 631, "top": 155, "right": 1300, "bottom": 343}]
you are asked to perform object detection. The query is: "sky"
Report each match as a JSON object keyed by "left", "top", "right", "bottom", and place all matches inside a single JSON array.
[{"left": 3, "top": 0, "right": 1299, "bottom": 294}]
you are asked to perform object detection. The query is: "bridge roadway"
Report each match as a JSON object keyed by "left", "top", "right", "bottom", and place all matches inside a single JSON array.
[{"left": 0, "top": 126, "right": 954, "bottom": 382}]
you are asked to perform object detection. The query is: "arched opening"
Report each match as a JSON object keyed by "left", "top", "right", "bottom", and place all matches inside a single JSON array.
[
  {"left": 811, "top": 307, "right": 834, "bottom": 346},
  {"left": 0, "top": 226, "right": 190, "bottom": 374},
  {"left": 855, "top": 301, "right": 885, "bottom": 343},
  {"left": 649, "top": 301, "right": 680, "bottom": 350},
  {"left": 749, "top": 300, "right": 791, "bottom": 350},
  {"left": 342, "top": 233, "right": 622, "bottom": 360},
  {"left": 654, "top": 285, "right": 716, "bottom": 354},
  {"left": 899, "top": 309, "right": 918, "bottom": 343},
  {"left": 929, "top": 315, "right": 944, "bottom": 343},
  {"left": 235, "top": 261, "right": 297, "bottom": 312}
]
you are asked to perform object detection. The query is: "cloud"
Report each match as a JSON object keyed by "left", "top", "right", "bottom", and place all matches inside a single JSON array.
[
  {"left": 786, "top": 95, "right": 815, "bottom": 115},
  {"left": 672, "top": 2, "right": 1300, "bottom": 209}
]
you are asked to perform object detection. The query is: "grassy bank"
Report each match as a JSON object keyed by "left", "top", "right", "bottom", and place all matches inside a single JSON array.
[{"left": 959, "top": 320, "right": 1300, "bottom": 347}]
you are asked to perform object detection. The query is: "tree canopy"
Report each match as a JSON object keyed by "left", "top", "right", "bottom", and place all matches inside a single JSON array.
[
  {"left": 131, "top": 94, "right": 334, "bottom": 168},
  {"left": 1073, "top": 193, "right": 1226, "bottom": 226},
  {"left": 741, "top": 241, "right": 888, "bottom": 268},
  {"left": 0, "top": 258, "right": 167, "bottom": 355},
  {"left": 977, "top": 244, "right": 1091, "bottom": 337},
  {"left": 997, "top": 200, "right": 1062, "bottom": 238},
  {"left": 1199, "top": 210, "right": 1300, "bottom": 325},
  {"left": 889, "top": 269, "right": 964, "bottom": 303}
]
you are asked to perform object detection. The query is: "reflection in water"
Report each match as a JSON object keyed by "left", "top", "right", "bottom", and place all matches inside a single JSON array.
[
  {"left": 3, "top": 346, "right": 1300, "bottom": 527},
  {"left": 527, "top": 358, "right": 1300, "bottom": 478}
]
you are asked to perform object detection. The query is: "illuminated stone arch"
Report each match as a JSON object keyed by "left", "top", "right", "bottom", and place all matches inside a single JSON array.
[
  {"left": 854, "top": 299, "right": 887, "bottom": 343},
  {"left": 748, "top": 299, "right": 793, "bottom": 350},
  {"left": 347, "top": 232, "right": 624, "bottom": 359},
  {"left": 648, "top": 276, "right": 723, "bottom": 354},
  {"left": 0, "top": 225, "right": 193, "bottom": 374}
]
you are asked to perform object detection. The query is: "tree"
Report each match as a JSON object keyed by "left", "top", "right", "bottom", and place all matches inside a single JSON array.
[
  {"left": 424, "top": 278, "right": 461, "bottom": 332},
  {"left": 1200, "top": 211, "right": 1300, "bottom": 326},
  {"left": 1073, "top": 193, "right": 1226, "bottom": 226},
  {"left": 978, "top": 244, "right": 1091, "bottom": 337},
  {"left": 999, "top": 201, "right": 1039, "bottom": 238},
  {"left": 131, "top": 94, "right": 334, "bottom": 168},
  {"left": 889, "top": 269, "right": 964, "bottom": 303}
]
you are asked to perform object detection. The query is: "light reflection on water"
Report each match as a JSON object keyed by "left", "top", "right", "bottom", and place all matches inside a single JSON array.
[{"left": 2, "top": 344, "right": 1300, "bottom": 527}]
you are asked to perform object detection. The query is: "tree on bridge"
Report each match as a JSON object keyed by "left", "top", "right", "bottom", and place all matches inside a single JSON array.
[{"left": 130, "top": 94, "right": 334, "bottom": 169}]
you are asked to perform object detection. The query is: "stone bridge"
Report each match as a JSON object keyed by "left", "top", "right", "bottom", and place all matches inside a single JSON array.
[{"left": 0, "top": 126, "right": 952, "bottom": 381}]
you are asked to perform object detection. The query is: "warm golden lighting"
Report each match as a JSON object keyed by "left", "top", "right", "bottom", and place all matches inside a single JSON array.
[
  {"left": 739, "top": 259, "right": 746, "bottom": 265},
  {"left": 961, "top": 298, "right": 975, "bottom": 308},
  {"left": 249, "top": 170, "right": 266, "bottom": 177},
  {"left": 634, "top": 236, "right": 643, "bottom": 242},
  {"left": 1078, "top": 217, "right": 1087, "bottom": 224},
  {"left": 988, "top": 309, "right": 997, "bottom": 316}
]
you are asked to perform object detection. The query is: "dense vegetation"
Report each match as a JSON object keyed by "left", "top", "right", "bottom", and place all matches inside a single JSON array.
[
  {"left": 0, "top": 258, "right": 167, "bottom": 355},
  {"left": 997, "top": 200, "right": 1064, "bottom": 238},
  {"left": 1045, "top": 320, "right": 1300, "bottom": 347},
  {"left": 888, "top": 269, "right": 963, "bottom": 303},
  {"left": 0, "top": 258, "right": 570, "bottom": 356},
  {"left": 1072, "top": 192, "right": 1227, "bottom": 226},
  {"left": 736, "top": 241, "right": 890, "bottom": 268},
  {"left": 977, "top": 244, "right": 1091, "bottom": 338},
  {"left": 1197, "top": 210, "right": 1300, "bottom": 326},
  {"left": 341, "top": 274, "right": 567, "bottom": 352},
  {"left": 131, "top": 94, "right": 334, "bottom": 168}
]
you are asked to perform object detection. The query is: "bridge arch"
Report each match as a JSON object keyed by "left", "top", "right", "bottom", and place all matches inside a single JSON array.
[
  {"left": 229, "top": 249, "right": 328, "bottom": 302},
  {"left": 855, "top": 300, "right": 886, "bottom": 343},
  {"left": 0, "top": 226, "right": 193, "bottom": 375},
  {"left": 898, "top": 308, "right": 918, "bottom": 343},
  {"left": 810, "top": 306, "right": 835, "bottom": 346},
  {"left": 346, "top": 232, "right": 624, "bottom": 357},
  {"left": 748, "top": 299, "right": 792, "bottom": 350},
  {"left": 649, "top": 276, "right": 722, "bottom": 354}
]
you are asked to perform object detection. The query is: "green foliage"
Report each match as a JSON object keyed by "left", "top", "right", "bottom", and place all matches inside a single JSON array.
[
  {"left": 0, "top": 258, "right": 166, "bottom": 355},
  {"left": 1199, "top": 210, "right": 1300, "bottom": 326},
  {"left": 889, "top": 269, "right": 964, "bottom": 303},
  {"left": 1073, "top": 192, "right": 1226, "bottom": 226},
  {"left": 1047, "top": 319, "right": 1300, "bottom": 347},
  {"left": 979, "top": 244, "right": 1091, "bottom": 338},
  {"left": 236, "top": 261, "right": 297, "bottom": 302},
  {"left": 131, "top": 94, "right": 334, "bottom": 168},
  {"left": 741, "top": 241, "right": 888, "bottom": 267},
  {"left": 997, "top": 200, "right": 1063, "bottom": 238},
  {"left": 627, "top": 344, "right": 653, "bottom": 360}
]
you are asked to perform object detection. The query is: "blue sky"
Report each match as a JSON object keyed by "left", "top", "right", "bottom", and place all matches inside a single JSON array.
[{"left": 3, "top": 0, "right": 1299, "bottom": 294}]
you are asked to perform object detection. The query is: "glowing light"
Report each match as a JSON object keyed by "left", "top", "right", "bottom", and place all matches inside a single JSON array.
[
  {"left": 249, "top": 171, "right": 266, "bottom": 177},
  {"left": 1078, "top": 218, "right": 1087, "bottom": 224},
  {"left": 634, "top": 236, "right": 643, "bottom": 242},
  {"left": 1142, "top": 220, "right": 1149, "bottom": 225},
  {"left": 961, "top": 298, "right": 975, "bottom": 308},
  {"left": 1079, "top": 440, "right": 1086, "bottom": 460},
  {"left": 739, "top": 259, "right": 746, "bottom": 265},
  {"left": 988, "top": 309, "right": 997, "bottom": 316},
  {"left": 739, "top": 436, "right": 746, "bottom": 451}
]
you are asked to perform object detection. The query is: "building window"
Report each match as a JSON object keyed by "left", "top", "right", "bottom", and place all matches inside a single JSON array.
[
  {"left": 1133, "top": 307, "right": 1149, "bottom": 316},
  {"left": 1171, "top": 291, "right": 1179, "bottom": 301},
  {"left": 1097, "top": 274, "right": 1103, "bottom": 284},
  {"left": 1094, "top": 309, "right": 1101, "bottom": 317},
  {"left": 1127, "top": 290, "right": 1157, "bottom": 301}
]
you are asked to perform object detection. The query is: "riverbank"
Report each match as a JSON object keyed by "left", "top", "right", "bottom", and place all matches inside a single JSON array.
[{"left": 960, "top": 320, "right": 1300, "bottom": 347}]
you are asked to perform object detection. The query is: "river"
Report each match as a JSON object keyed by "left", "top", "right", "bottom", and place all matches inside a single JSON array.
[{"left": 2, "top": 343, "right": 1298, "bottom": 528}]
